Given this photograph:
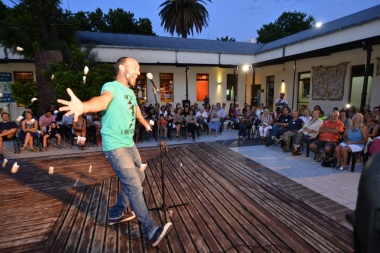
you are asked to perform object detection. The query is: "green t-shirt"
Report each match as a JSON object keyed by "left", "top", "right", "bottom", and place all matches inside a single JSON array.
[{"left": 100, "top": 81, "right": 137, "bottom": 151}]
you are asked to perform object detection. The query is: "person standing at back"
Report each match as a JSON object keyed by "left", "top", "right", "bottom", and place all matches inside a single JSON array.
[
  {"left": 275, "top": 93, "right": 288, "bottom": 108},
  {"left": 58, "top": 57, "right": 172, "bottom": 247}
]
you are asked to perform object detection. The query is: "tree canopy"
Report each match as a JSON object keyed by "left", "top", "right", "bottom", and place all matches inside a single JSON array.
[
  {"left": 0, "top": 0, "right": 155, "bottom": 113},
  {"left": 159, "top": 0, "right": 212, "bottom": 38},
  {"left": 63, "top": 8, "right": 156, "bottom": 35},
  {"left": 256, "top": 11, "right": 315, "bottom": 43}
]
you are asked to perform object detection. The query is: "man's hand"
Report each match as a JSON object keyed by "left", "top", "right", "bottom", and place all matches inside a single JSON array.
[{"left": 57, "top": 88, "right": 84, "bottom": 122}]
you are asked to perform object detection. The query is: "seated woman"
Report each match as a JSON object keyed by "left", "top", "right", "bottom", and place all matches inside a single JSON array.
[
  {"left": 42, "top": 122, "right": 61, "bottom": 151},
  {"left": 365, "top": 113, "right": 379, "bottom": 138},
  {"left": 339, "top": 109, "right": 352, "bottom": 130},
  {"left": 186, "top": 109, "right": 199, "bottom": 141},
  {"left": 237, "top": 105, "right": 253, "bottom": 141},
  {"left": 335, "top": 113, "right": 368, "bottom": 171},
  {"left": 73, "top": 114, "right": 87, "bottom": 150},
  {"left": 208, "top": 106, "right": 221, "bottom": 137},
  {"left": 258, "top": 109, "right": 272, "bottom": 142},
  {"left": 291, "top": 109, "right": 323, "bottom": 155},
  {"left": 20, "top": 111, "right": 39, "bottom": 152},
  {"left": 174, "top": 108, "right": 185, "bottom": 139}
]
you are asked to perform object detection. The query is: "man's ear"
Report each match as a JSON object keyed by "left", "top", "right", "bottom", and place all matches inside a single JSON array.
[{"left": 119, "top": 64, "right": 125, "bottom": 72}]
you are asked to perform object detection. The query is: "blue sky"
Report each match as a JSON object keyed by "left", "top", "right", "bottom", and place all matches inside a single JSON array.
[{"left": 3, "top": 0, "right": 379, "bottom": 42}]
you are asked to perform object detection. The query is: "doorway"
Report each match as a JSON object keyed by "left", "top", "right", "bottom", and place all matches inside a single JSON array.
[
  {"left": 297, "top": 72, "right": 310, "bottom": 110},
  {"left": 251, "top": 84, "right": 261, "bottom": 107}
]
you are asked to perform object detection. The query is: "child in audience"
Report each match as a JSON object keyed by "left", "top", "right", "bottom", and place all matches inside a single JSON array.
[{"left": 43, "top": 122, "right": 61, "bottom": 151}]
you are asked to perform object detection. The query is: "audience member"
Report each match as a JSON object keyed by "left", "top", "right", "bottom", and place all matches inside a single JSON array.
[
  {"left": 186, "top": 109, "right": 199, "bottom": 141},
  {"left": 157, "top": 114, "right": 168, "bottom": 140},
  {"left": 39, "top": 109, "right": 56, "bottom": 136},
  {"left": 291, "top": 110, "right": 323, "bottom": 155},
  {"left": 309, "top": 110, "right": 344, "bottom": 162},
  {"left": 314, "top": 105, "right": 326, "bottom": 120},
  {"left": 219, "top": 103, "right": 227, "bottom": 133},
  {"left": 339, "top": 109, "right": 352, "bottom": 130},
  {"left": 237, "top": 105, "right": 253, "bottom": 141},
  {"left": 271, "top": 106, "right": 292, "bottom": 142},
  {"left": 208, "top": 106, "right": 221, "bottom": 137},
  {"left": 20, "top": 111, "right": 39, "bottom": 152},
  {"left": 300, "top": 109, "right": 311, "bottom": 123},
  {"left": 42, "top": 122, "right": 62, "bottom": 151},
  {"left": 73, "top": 114, "right": 87, "bottom": 150},
  {"left": 0, "top": 112, "right": 18, "bottom": 159},
  {"left": 365, "top": 113, "right": 378, "bottom": 138},
  {"left": 335, "top": 113, "right": 368, "bottom": 171},
  {"left": 196, "top": 107, "right": 208, "bottom": 132},
  {"left": 281, "top": 110, "right": 304, "bottom": 152},
  {"left": 275, "top": 93, "right": 288, "bottom": 108},
  {"left": 258, "top": 109, "right": 272, "bottom": 142},
  {"left": 93, "top": 114, "right": 103, "bottom": 147},
  {"left": 174, "top": 108, "right": 185, "bottom": 139}
]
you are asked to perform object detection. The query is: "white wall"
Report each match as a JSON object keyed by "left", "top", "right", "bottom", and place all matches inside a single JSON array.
[
  {"left": 0, "top": 62, "right": 35, "bottom": 120},
  {"left": 255, "top": 44, "right": 380, "bottom": 113},
  {"left": 140, "top": 65, "right": 250, "bottom": 106}
]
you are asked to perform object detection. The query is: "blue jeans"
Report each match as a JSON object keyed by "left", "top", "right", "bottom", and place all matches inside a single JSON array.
[
  {"left": 105, "top": 146, "right": 158, "bottom": 239},
  {"left": 271, "top": 124, "right": 287, "bottom": 138}
]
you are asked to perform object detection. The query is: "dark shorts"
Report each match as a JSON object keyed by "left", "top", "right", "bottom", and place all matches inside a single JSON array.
[
  {"left": 311, "top": 139, "right": 338, "bottom": 150},
  {"left": 1, "top": 135, "right": 13, "bottom": 141}
]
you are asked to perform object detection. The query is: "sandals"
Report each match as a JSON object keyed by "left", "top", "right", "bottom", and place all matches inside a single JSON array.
[
  {"left": 42, "top": 147, "right": 47, "bottom": 152},
  {"left": 20, "top": 145, "right": 27, "bottom": 151},
  {"left": 32, "top": 147, "right": 39, "bottom": 152}
]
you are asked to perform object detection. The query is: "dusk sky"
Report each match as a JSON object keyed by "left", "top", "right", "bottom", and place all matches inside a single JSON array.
[{"left": 3, "top": 0, "right": 380, "bottom": 42}]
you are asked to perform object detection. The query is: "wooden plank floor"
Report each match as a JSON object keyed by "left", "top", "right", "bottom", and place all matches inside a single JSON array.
[{"left": 0, "top": 143, "right": 353, "bottom": 252}]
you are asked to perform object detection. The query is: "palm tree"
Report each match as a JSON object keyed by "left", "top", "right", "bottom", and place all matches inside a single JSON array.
[
  {"left": 158, "top": 0, "right": 212, "bottom": 38},
  {"left": 216, "top": 36, "right": 236, "bottom": 42}
]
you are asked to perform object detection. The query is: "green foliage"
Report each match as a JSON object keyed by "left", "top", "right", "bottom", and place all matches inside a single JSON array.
[
  {"left": 256, "top": 11, "right": 315, "bottom": 43},
  {"left": 216, "top": 36, "right": 236, "bottom": 42},
  {"left": 159, "top": 0, "right": 212, "bottom": 38},
  {"left": 10, "top": 81, "right": 38, "bottom": 111},
  {"left": 0, "top": 0, "right": 76, "bottom": 59},
  {"left": 46, "top": 47, "right": 115, "bottom": 103}
]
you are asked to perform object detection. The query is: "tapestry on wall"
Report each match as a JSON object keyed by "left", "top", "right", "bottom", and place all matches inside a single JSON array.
[
  {"left": 376, "top": 57, "right": 380, "bottom": 76},
  {"left": 311, "top": 62, "right": 349, "bottom": 101}
]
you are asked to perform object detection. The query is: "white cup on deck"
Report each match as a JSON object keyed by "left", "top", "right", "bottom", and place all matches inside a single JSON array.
[
  {"left": 11, "top": 162, "right": 19, "bottom": 174},
  {"left": 140, "top": 162, "right": 147, "bottom": 172}
]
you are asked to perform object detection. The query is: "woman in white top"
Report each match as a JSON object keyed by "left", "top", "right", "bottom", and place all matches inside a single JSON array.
[
  {"left": 292, "top": 109, "right": 323, "bottom": 155},
  {"left": 258, "top": 109, "right": 272, "bottom": 142}
]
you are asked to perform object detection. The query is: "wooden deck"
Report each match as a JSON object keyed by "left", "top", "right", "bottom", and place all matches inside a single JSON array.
[{"left": 0, "top": 143, "right": 353, "bottom": 252}]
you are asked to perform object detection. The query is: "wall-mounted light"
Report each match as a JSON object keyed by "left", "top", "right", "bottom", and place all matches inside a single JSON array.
[
  {"left": 16, "top": 46, "right": 24, "bottom": 52},
  {"left": 218, "top": 82, "right": 221, "bottom": 86},
  {"left": 281, "top": 80, "right": 286, "bottom": 94}
]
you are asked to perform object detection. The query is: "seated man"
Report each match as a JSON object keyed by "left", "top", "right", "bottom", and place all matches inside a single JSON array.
[
  {"left": 309, "top": 110, "right": 344, "bottom": 162},
  {"left": 39, "top": 109, "right": 56, "bottom": 136},
  {"left": 281, "top": 110, "right": 304, "bottom": 152},
  {"left": 271, "top": 106, "right": 292, "bottom": 142},
  {"left": 0, "top": 112, "right": 18, "bottom": 159}
]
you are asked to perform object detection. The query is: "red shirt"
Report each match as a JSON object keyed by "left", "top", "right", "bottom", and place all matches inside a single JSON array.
[{"left": 319, "top": 120, "right": 344, "bottom": 142}]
